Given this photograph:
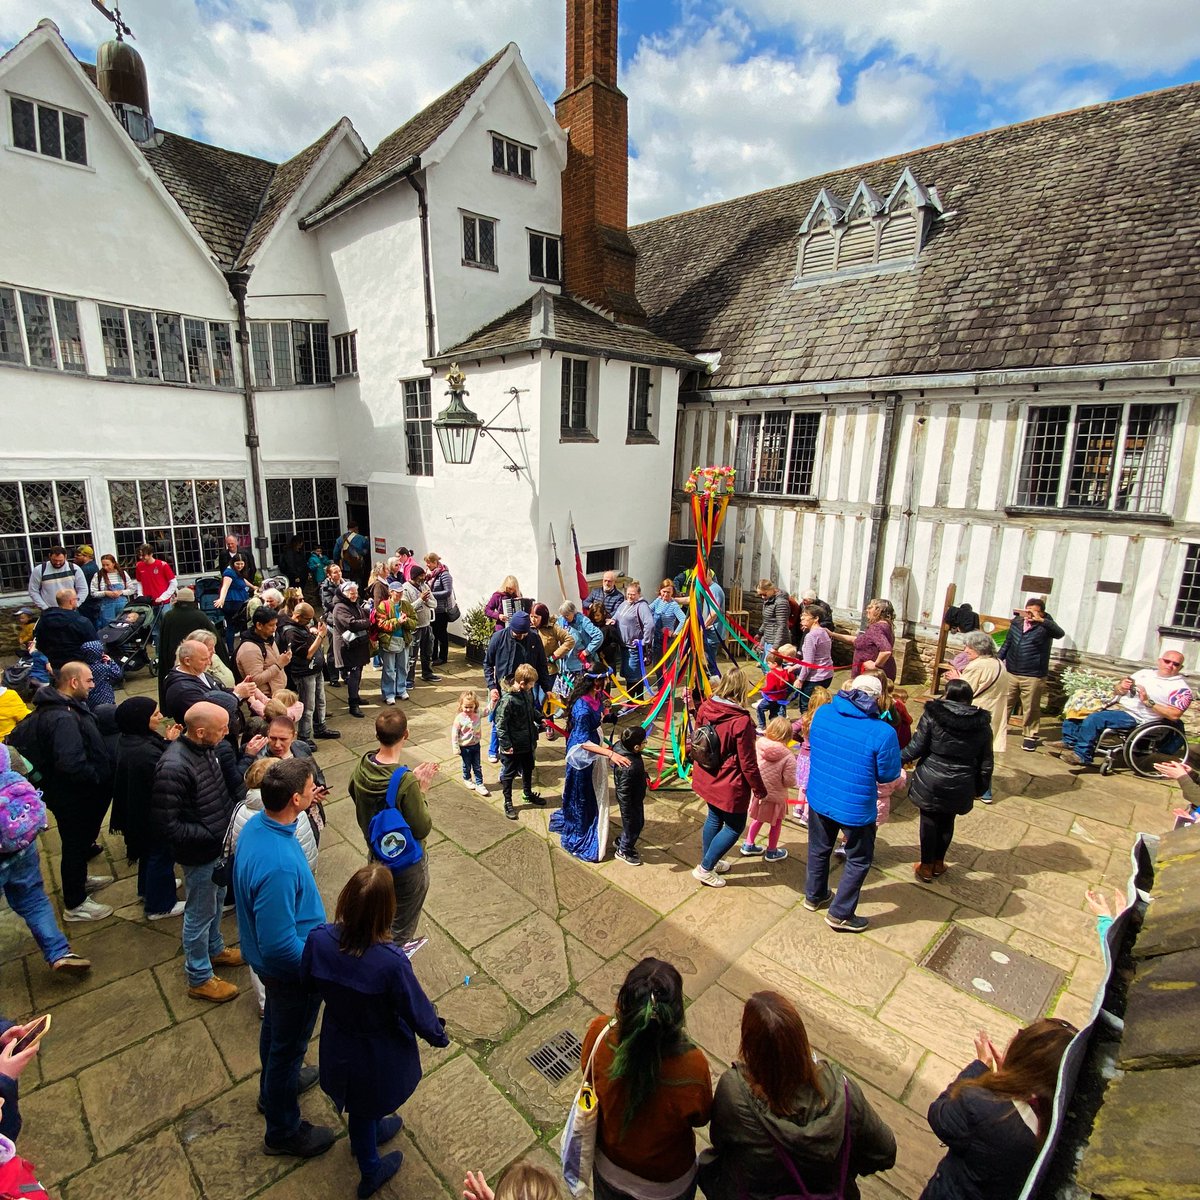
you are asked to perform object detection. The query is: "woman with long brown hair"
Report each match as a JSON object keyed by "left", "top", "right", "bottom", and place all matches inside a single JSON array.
[
  {"left": 700, "top": 991, "right": 896, "bottom": 1199},
  {"left": 920, "top": 1018, "right": 1075, "bottom": 1200},
  {"left": 302, "top": 863, "right": 449, "bottom": 1198}
]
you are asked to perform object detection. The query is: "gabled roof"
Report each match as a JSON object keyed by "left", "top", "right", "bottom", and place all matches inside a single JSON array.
[
  {"left": 303, "top": 45, "right": 510, "bottom": 227},
  {"left": 630, "top": 83, "right": 1200, "bottom": 391},
  {"left": 430, "top": 289, "right": 702, "bottom": 370}
]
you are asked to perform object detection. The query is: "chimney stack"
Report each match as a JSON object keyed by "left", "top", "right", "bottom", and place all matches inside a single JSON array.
[{"left": 555, "top": 0, "right": 644, "bottom": 324}]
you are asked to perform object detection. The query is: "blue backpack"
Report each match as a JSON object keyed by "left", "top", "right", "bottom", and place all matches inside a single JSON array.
[{"left": 366, "top": 766, "right": 424, "bottom": 871}]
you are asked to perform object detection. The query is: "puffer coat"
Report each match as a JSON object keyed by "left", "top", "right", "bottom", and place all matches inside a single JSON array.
[
  {"left": 902, "top": 699, "right": 993, "bottom": 815},
  {"left": 805, "top": 691, "right": 901, "bottom": 826},
  {"left": 758, "top": 590, "right": 791, "bottom": 648},
  {"left": 152, "top": 735, "right": 237, "bottom": 864}
]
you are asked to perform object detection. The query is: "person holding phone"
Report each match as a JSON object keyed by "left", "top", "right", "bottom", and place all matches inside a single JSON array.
[
  {"left": 0, "top": 1015, "right": 46, "bottom": 1140},
  {"left": 997, "top": 598, "right": 1065, "bottom": 752}
]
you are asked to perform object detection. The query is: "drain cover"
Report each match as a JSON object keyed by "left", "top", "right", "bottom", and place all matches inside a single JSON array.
[
  {"left": 528, "top": 1029, "right": 584, "bottom": 1083},
  {"left": 921, "top": 927, "right": 1063, "bottom": 1021}
]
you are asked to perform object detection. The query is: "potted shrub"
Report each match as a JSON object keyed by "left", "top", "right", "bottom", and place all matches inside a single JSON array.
[{"left": 463, "top": 602, "right": 492, "bottom": 666}]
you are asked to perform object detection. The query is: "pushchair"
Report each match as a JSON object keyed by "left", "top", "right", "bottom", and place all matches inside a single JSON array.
[
  {"left": 98, "top": 596, "right": 157, "bottom": 675},
  {"left": 193, "top": 576, "right": 229, "bottom": 638}
]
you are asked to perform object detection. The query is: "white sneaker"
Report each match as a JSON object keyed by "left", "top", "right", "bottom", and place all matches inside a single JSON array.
[
  {"left": 474, "top": 783, "right": 490, "bottom": 797},
  {"left": 713, "top": 859, "right": 732, "bottom": 874},
  {"left": 63, "top": 897, "right": 114, "bottom": 922},
  {"left": 692, "top": 865, "right": 726, "bottom": 888},
  {"left": 397, "top": 691, "right": 410, "bottom": 701},
  {"left": 84, "top": 875, "right": 114, "bottom": 892},
  {"left": 487, "top": 754, "right": 499, "bottom": 764},
  {"left": 148, "top": 900, "right": 187, "bottom": 921}
]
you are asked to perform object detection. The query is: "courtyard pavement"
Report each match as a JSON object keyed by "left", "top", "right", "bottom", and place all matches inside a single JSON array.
[{"left": 0, "top": 653, "right": 1180, "bottom": 1200}]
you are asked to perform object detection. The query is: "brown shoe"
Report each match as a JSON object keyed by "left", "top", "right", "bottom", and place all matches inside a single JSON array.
[
  {"left": 932, "top": 860, "right": 948, "bottom": 877},
  {"left": 1045, "top": 740, "right": 1067, "bottom": 753},
  {"left": 211, "top": 948, "right": 244, "bottom": 968},
  {"left": 188, "top": 976, "right": 238, "bottom": 1003},
  {"left": 913, "top": 863, "right": 935, "bottom": 883},
  {"left": 51, "top": 952, "right": 92, "bottom": 973}
]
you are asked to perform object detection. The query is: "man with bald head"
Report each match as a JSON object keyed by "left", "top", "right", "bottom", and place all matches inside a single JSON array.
[
  {"left": 152, "top": 700, "right": 245, "bottom": 1002},
  {"left": 7, "top": 661, "right": 115, "bottom": 923},
  {"left": 32, "top": 588, "right": 97, "bottom": 671},
  {"left": 162, "top": 637, "right": 256, "bottom": 737}
]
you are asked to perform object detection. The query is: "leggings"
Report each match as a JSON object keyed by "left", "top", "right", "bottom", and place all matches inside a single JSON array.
[
  {"left": 918, "top": 810, "right": 956, "bottom": 865},
  {"left": 746, "top": 817, "right": 781, "bottom": 851}
]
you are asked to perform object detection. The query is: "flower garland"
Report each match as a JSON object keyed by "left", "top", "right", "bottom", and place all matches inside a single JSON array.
[{"left": 683, "top": 465, "right": 736, "bottom": 495}]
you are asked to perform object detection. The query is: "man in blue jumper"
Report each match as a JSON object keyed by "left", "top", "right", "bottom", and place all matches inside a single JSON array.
[{"left": 232, "top": 757, "right": 334, "bottom": 1160}]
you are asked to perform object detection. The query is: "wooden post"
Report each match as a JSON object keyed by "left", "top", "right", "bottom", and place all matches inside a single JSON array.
[{"left": 922, "top": 583, "right": 956, "bottom": 700}]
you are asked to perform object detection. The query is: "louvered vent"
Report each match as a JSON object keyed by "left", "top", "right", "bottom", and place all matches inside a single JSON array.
[
  {"left": 878, "top": 211, "right": 917, "bottom": 262},
  {"left": 800, "top": 230, "right": 835, "bottom": 276},
  {"left": 836, "top": 221, "right": 876, "bottom": 270}
]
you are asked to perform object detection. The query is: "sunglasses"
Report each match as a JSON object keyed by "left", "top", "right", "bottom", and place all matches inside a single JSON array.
[
  {"left": 1160, "top": 657, "right": 1185, "bottom": 668},
  {"left": 1047, "top": 1017, "right": 1079, "bottom": 1035}
]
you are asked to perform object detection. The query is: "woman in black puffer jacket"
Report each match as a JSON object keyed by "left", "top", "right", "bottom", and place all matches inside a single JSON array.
[{"left": 901, "top": 679, "right": 992, "bottom": 882}]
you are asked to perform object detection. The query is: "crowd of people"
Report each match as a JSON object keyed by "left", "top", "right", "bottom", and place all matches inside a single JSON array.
[{"left": 1, "top": 534, "right": 1195, "bottom": 1199}]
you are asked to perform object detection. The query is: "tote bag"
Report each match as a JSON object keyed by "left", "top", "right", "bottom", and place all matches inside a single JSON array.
[{"left": 561, "top": 1019, "right": 615, "bottom": 1196}]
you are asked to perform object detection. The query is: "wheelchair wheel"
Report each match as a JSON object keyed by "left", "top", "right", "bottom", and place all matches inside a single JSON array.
[{"left": 1124, "top": 722, "right": 1189, "bottom": 778}]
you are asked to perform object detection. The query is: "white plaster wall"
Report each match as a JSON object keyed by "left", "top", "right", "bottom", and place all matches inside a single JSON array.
[{"left": 425, "top": 60, "right": 563, "bottom": 351}]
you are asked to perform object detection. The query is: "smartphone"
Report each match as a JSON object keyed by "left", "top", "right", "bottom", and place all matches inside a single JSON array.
[{"left": 11, "top": 1014, "right": 50, "bottom": 1054}]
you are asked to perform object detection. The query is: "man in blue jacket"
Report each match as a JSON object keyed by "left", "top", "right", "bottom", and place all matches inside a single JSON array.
[
  {"left": 803, "top": 676, "right": 901, "bottom": 932},
  {"left": 233, "top": 757, "right": 333, "bottom": 1161},
  {"left": 998, "top": 598, "right": 1065, "bottom": 752}
]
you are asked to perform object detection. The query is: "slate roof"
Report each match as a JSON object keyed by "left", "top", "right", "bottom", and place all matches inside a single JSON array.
[
  {"left": 629, "top": 84, "right": 1200, "bottom": 391},
  {"left": 304, "top": 46, "right": 509, "bottom": 224},
  {"left": 431, "top": 289, "right": 701, "bottom": 369}
]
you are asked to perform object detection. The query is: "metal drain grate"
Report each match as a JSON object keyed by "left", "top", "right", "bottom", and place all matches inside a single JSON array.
[
  {"left": 528, "top": 1030, "right": 584, "bottom": 1083},
  {"left": 921, "top": 926, "right": 1064, "bottom": 1021}
]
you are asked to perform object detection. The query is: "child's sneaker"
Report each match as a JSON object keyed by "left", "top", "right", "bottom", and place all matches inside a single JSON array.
[
  {"left": 764, "top": 847, "right": 789, "bottom": 863},
  {"left": 522, "top": 791, "right": 546, "bottom": 806},
  {"left": 474, "top": 783, "right": 490, "bottom": 797},
  {"left": 833, "top": 845, "right": 847, "bottom": 860},
  {"left": 615, "top": 847, "right": 643, "bottom": 867},
  {"left": 740, "top": 842, "right": 764, "bottom": 856}
]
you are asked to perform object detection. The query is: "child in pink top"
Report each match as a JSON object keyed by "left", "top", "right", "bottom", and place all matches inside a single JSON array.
[
  {"left": 742, "top": 717, "right": 796, "bottom": 862},
  {"left": 790, "top": 685, "right": 832, "bottom": 825}
]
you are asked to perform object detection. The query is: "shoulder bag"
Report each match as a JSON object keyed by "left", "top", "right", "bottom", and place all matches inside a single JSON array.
[{"left": 561, "top": 1018, "right": 615, "bottom": 1197}]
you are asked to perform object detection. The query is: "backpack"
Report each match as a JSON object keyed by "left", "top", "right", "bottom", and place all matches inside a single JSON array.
[
  {"left": 687, "top": 721, "right": 722, "bottom": 771},
  {"left": 0, "top": 744, "right": 46, "bottom": 855},
  {"left": 5, "top": 709, "right": 49, "bottom": 787},
  {"left": 366, "top": 766, "right": 424, "bottom": 872}
]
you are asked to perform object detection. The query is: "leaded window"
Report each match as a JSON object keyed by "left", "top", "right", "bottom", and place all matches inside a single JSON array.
[
  {"left": 266, "top": 476, "right": 341, "bottom": 562},
  {"left": 561, "top": 358, "right": 590, "bottom": 435},
  {"left": 463, "top": 213, "right": 498, "bottom": 268},
  {"left": 529, "top": 231, "right": 561, "bottom": 282},
  {"left": 403, "top": 379, "right": 434, "bottom": 476},
  {"left": 9, "top": 95, "right": 86, "bottom": 165},
  {"left": 734, "top": 410, "right": 823, "bottom": 497},
  {"left": 0, "top": 288, "right": 86, "bottom": 372},
  {"left": 0, "top": 480, "right": 93, "bottom": 593}
]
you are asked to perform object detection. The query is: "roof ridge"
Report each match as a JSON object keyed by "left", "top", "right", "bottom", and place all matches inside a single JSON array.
[{"left": 631, "top": 79, "right": 1200, "bottom": 232}]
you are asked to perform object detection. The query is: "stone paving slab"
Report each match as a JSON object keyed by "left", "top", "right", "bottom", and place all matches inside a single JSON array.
[
  {"left": 425, "top": 845, "right": 528, "bottom": 949},
  {"left": 19, "top": 1078, "right": 92, "bottom": 1188},
  {"left": 479, "top": 831, "right": 558, "bottom": 916},
  {"left": 64, "top": 1128, "right": 200, "bottom": 1200},
  {"left": 476, "top": 911, "right": 571, "bottom": 1015}
]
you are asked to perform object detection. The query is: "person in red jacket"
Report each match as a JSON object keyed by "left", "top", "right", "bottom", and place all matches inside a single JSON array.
[{"left": 691, "top": 669, "right": 767, "bottom": 888}]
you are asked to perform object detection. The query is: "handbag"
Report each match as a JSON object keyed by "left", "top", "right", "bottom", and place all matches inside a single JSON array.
[
  {"left": 446, "top": 587, "right": 461, "bottom": 623},
  {"left": 561, "top": 1018, "right": 614, "bottom": 1197},
  {"left": 211, "top": 805, "right": 241, "bottom": 889}
]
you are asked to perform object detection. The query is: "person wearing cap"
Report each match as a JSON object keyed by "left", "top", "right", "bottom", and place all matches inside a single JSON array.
[
  {"left": 373, "top": 580, "right": 415, "bottom": 705},
  {"left": 483, "top": 610, "right": 551, "bottom": 761},
  {"left": 400, "top": 566, "right": 440, "bottom": 688},
  {"left": 803, "top": 675, "right": 900, "bottom": 933},
  {"left": 331, "top": 581, "right": 372, "bottom": 717},
  {"left": 156, "top": 587, "right": 228, "bottom": 708},
  {"left": 73, "top": 546, "right": 101, "bottom": 624}
]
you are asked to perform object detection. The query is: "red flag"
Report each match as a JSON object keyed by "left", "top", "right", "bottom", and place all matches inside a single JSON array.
[{"left": 570, "top": 517, "right": 589, "bottom": 602}]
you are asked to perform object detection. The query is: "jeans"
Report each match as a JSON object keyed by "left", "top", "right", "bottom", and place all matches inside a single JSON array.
[
  {"left": 96, "top": 595, "right": 128, "bottom": 627},
  {"left": 797, "top": 677, "right": 833, "bottom": 710},
  {"left": 1061, "top": 710, "right": 1137, "bottom": 763},
  {"left": 139, "top": 847, "right": 179, "bottom": 915},
  {"left": 459, "top": 745, "right": 483, "bottom": 784},
  {"left": 621, "top": 645, "right": 644, "bottom": 701},
  {"left": 805, "top": 812, "right": 876, "bottom": 920},
  {"left": 260, "top": 978, "right": 322, "bottom": 1145},
  {"left": 379, "top": 648, "right": 408, "bottom": 701},
  {"left": 432, "top": 611, "right": 450, "bottom": 663},
  {"left": 49, "top": 792, "right": 110, "bottom": 910},
  {"left": 500, "top": 750, "right": 535, "bottom": 802},
  {"left": 919, "top": 811, "right": 956, "bottom": 865},
  {"left": 181, "top": 859, "right": 226, "bottom": 986},
  {"left": 701, "top": 804, "right": 747, "bottom": 871},
  {"left": 345, "top": 663, "right": 364, "bottom": 708},
  {"left": 703, "top": 627, "right": 722, "bottom": 678},
  {"left": 408, "top": 626, "right": 434, "bottom": 683},
  {"left": 295, "top": 672, "right": 327, "bottom": 739},
  {"left": 0, "top": 844, "right": 70, "bottom": 965},
  {"left": 488, "top": 709, "right": 500, "bottom": 759},
  {"left": 756, "top": 697, "right": 786, "bottom": 728}
]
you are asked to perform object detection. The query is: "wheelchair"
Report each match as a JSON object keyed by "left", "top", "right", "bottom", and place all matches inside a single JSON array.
[{"left": 1096, "top": 718, "right": 1190, "bottom": 778}]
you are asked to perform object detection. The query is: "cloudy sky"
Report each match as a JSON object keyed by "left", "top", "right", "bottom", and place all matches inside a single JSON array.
[{"left": 4, "top": 0, "right": 1199, "bottom": 223}]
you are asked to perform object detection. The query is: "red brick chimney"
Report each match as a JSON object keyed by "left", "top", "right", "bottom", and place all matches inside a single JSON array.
[{"left": 555, "top": 0, "right": 644, "bottom": 324}]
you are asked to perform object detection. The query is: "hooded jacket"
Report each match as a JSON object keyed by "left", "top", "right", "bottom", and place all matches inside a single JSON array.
[
  {"left": 691, "top": 696, "right": 766, "bottom": 813},
  {"left": 700, "top": 1061, "right": 896, "bottom": 1200},
  {"left": 32, "top": 607, "right": 97, "bottom": 670},
  {"left": 495, "top": 687, "right": 542, "bottom": 754},
  {"left": 805, "top": 691, "right": 901, "bottom": 826},
  {"left": 110, "top": 701, "right": 168, "bottom": 861},
  {"left": 902, "top": 699, "right": 993, "bottom": 815},
  {"left": 483, "top": 628, "right": 551, "bottom": 695},
  {"left": 348, "top": 753, "right": 432, "bottom": 849},
  {"left": 752, "top": 736, "right": 797, "bottom": 826},
  {"left": 151, "top": 734, "right": 237, "bottom": 864},
  {"left": 7, "top": 685, "right": 112, "bottom": 807},
  {"left": 998, "top": 612, "right": 1064, "bottom": 678},
  {"left": 331, "top": 596, "right": 373, "bottom": 668}
]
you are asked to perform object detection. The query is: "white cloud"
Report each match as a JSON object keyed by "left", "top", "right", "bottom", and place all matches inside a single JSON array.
[{"left": 626, "top": 21, "right": 941, "bottom": 222}]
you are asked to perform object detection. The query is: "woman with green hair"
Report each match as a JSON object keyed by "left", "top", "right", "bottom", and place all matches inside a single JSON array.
[{"left": 580, "top": 958, "right": 712, "bottom": 1200}]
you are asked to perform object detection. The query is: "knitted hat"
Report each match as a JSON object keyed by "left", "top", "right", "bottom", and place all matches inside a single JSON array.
[
  {"left": 176, "top": 587, "right": 196, "bottom": 602},
  {"left": 509, "top": 611, "right": 531, "bottom": 633}
]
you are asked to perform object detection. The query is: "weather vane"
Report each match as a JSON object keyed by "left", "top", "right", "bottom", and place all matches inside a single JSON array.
[{"left": 91, "top": 0, "right": 135, "bottom": 41}]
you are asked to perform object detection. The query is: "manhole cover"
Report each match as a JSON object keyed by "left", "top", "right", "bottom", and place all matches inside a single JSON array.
[
  {"left": 920, "top": 927, "right": 1063, "bottom": 1021},
  {"left": 527, "top": 1029, "right": 584, "bottom": 1083}
]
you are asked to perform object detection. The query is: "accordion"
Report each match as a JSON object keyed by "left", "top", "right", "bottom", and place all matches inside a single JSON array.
[{"left": 502, "top": 596, "right": 534, "bottom": 618}]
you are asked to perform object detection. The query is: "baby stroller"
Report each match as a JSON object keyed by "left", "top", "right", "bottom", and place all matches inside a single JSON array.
[
  {"left": 99, "top": 596, "right": 157, "bottom": 675},
  {"left": 193, "top": 576, "right": 229, "bottom": 638}
]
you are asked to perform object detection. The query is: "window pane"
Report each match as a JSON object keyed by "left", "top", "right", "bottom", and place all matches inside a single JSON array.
[
  {"left": 156, "top": 313, "right": 187, "bottom": 382},
  {"left": 222, "top": 479, "right": 249, "bottom": 523},
  {"left": 109, "top": 480, "right": 140, "bottom": 528},
  {"left": 492, "top": 136, "right": 505, "bottom": 170},
  {"left": 55, "top": 481, "right": 89, "bottom": 531},
  {"left": 0, "top": 484, "right": 22, "bottom": 534},
  {"left": 787, "top": 413, "right": 822, "bottom": 496},
  {"left": 0, "top": 288, "right": 22, "bottom": 363},
  {"left": 11, "top": 97, "right": 35, "bottom": 152},
  {"left": 184, "top": 318, "right": 211, "bottom": 384},
  {"left": 1015, "top": 406, "right": 1069, "bottom": 506},
  {"left": 138, "top": 479, "right": 169, "bottom": 526},
  {"left": 271, "top": 323, "right": 293, "bottom": 387},
  {"left": 506, "top": 142, "right": 519, "bottom": 174},
  {"left": 734, "top": 415, "right": 761, "bottom": 493},
  {"left": 128, "top": 309, "right": 160, "bottom": 378},
  {"left": 53, "top": 298, "right": 85, "bottom": 372},
  {"left": 62, "top": 111, "right": 86, "bottom": 164},
  {"left": 1173, "top": 544, "right": 1200, "bottom": 630},
  {"left": 37, "top": 104, "right": 60, "bottom": 158},
  {"left": 251, "top": 323, "right": 272, "bottom": 385},
  {"left": 520, "top": 146, "right": 532, "bottom": 179},
  {"left": 546, "top": 236, "right": 560, "bottom": 281},
  {"left": 23, "top": 481, "right": 56, "bottom": 533},
  {"left": 480, "top": 219, "right": 496, "bottom": 267},
  {"left": 99, "top": 305, "right": 132, "bottom": 376},
  {"left": 172, "top": 527, "right": 203, "bottom": 575},
  {"left": 1065, "top": 404, "right": 1120, "bottom": 508},
  {"left": 168, "top": 479, "right": 196, "bottom": 525},
  {"left": 1116, "top": 403, "right": 1174, "bottom": 514},
  {"left": 19, "top": 292, "right": 55, "bottom": 368},
  {"left": 463, "top": 216, "right": 477, "bottom": 262},
  {"left": 195, "top": 479, "right": 223, "bottom": 525},
  {"left": 529, "top": 234, "right": 542, "bottom": 279},
  {"left": 210, "top": 323, "right": 235, "bottom": 386},
  {"left": 315, "top": 477, "right": 338, "bottom": 517},
  {"left": 311, "top": 323, "right": 330, "bottom": 384},
  {"left": 0, "top": 539, "right": 29, "bottom": 593},
  {"left": 756, "top": 413, "right": 790, "bottom": 494},
  {"left": 293, "top": 478, "right": 316, "bottom": 519},
  {"left": 266, "top": 478, "right": 293, "bottom": 521},
  {"left": 293, "top": 321, "right": 313, "bottom": 385}
]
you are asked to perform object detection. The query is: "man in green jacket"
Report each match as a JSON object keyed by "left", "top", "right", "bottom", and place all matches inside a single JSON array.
[{"left": 348, "top": 709, "right": 438, "bottom": 940}]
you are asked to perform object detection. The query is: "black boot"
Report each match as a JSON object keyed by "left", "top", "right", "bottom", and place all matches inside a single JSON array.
[
  {"left": 503, "top": 797, "right": 518, "bottom": 821},
  {"left": 349, "top": 706, "right": 365, "bottom": 718},
  {"left": 314, "top": 726, "right": 342, "bottom": 739}
]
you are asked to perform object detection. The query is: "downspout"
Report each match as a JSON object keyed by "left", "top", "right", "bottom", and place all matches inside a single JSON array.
[
  {"left": 408, "top": 175, "right": 436, "bottom": 359},
  {"left": 860, "top": 391, "right": 902, "bottom": 623},
  {"left": 225, "top": 268, "right": 270, "bottom": 567}
]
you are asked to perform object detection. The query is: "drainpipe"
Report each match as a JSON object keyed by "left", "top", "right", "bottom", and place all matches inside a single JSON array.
[
  {"left": 860, "top": 391, "right": 902, "bottom": 623},
  {"left": 225, "top": 268, "right": 270, "bottom": 567},
  {"left": 408, "top": 175, "right": 436, "bottom": 359}
]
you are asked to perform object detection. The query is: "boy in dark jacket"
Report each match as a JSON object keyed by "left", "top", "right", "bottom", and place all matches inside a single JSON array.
[
  {"left": 495, "top": 664, "right": 544, "bottom": 819},
  {"left": 612, "top": 725, "right": 647, "bottom": 866}
]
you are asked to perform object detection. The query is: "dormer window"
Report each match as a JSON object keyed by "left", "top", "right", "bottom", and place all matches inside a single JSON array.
[
  {"left": 794, "top": 168, "right": 939, "bottom": 285},
  {"left": 9, "top": 95, "right": 87, "bottom": 165},
  {"left": 492, "top": 134, "right": 533, "bottom": 181}
]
